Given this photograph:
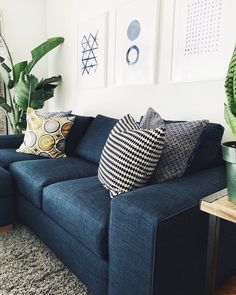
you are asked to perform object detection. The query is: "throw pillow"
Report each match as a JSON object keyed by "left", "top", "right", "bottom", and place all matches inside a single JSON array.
[
  {"left": 98, "top": 114, "right": 165, "bottom": 197},
  {"left": 17, "top": 108, "right": 75, "bottom": 158},
  {"left": 35, "top": 110, "right": 72, "bottom": 118},
  {"left": 140, "top": 107, "right": 208, "bottom": 183}
]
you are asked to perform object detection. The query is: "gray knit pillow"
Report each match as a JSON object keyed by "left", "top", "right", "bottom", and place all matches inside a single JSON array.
[
  {"left": 140, "top": 108, "right": 208, "bottom": 183},
  {"left": 140, "top": 107, "right": 164, "bottom": 129}
]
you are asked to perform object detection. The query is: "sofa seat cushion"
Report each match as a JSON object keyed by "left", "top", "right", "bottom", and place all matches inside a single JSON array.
[
  {"left": 0, "top": 149, "right": 44, "bottom": 169},
  {"left": 10, "top": 157, "right": 98, "bottom": 208},
  {"left": 43, "top": 176, "right": 110, "bottom": 259}
]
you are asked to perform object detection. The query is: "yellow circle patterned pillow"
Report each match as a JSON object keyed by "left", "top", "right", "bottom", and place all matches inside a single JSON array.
[{"left": 17, "top": 108, "right": 75, "bottom": 158}]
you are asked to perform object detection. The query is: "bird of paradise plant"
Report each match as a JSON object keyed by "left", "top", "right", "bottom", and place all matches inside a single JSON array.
[{"left": 0, "top": 36, "right": 64, "bottom": 134}]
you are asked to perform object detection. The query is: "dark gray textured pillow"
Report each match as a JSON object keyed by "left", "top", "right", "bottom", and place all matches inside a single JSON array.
[
  {"left": 98, "top": 114, "right": 166, "bottom": 197},
  {"left": 140, "top": 108, "right": 208, "bottom": 183}
]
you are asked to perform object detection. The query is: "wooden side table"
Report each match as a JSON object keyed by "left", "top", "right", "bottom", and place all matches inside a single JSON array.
[{"left": 200, "top": 188, "right": 236, "bottom": 295}]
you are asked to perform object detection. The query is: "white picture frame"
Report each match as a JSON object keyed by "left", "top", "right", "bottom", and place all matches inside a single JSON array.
[
  {"left": 77, "top": 12, "right": 108, "bottom": 89},
  {"left": 171, "top": 0, "right": 236, "bottom": 83},
  {"left": 115, "top": 0, "right": 160, "bottom": 87}
]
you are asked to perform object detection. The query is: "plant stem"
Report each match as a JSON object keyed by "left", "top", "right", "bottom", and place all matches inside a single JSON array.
[
  {"left": 7, "top": 87, "right": 15, "bottom": 122},
  {"left": 0, "top": 34, "right": 14, "bottom": 79},
  {"left": 5, "top": 112, "right": 13, "bottom": 131}
]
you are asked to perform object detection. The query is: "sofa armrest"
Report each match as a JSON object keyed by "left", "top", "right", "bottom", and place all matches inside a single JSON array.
[
  {"left": 108, "top": 166, "right": 226, "bottom": 295},
  {"left": 0, "top": 134, "right": 24, "bottom": 149}
]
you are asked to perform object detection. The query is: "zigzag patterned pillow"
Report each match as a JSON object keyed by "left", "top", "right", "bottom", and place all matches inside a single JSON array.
[{"left": 98, "top": 114, "right": 165, "bottom": 197}]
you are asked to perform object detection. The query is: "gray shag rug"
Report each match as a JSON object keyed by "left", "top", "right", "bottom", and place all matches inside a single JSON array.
[{"left": 0, "top": 226, "right": 90, "bottom": 295}]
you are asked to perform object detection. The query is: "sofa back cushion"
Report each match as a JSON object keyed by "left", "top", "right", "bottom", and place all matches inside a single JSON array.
[
  {"left": 74, "top": 115, "right": 118, "bottom": 163},
  {"left": 186, "top": 122, "right": 224, "bottom": 173},
  {"left": 164, "top": 120, "right": 224, "bottom": 172},
  {"left": 65, "top": 115, "right": 94, "bottom": 156}
]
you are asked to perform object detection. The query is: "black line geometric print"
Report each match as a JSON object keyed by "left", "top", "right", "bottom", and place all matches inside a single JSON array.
[{"left": 81, "top": 31, "right": 99, "bottom": 75}]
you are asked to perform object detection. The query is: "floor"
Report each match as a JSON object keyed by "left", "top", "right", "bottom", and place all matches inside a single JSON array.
[{"left": 216, "top": 277, "right": 236, "bottom": 295}]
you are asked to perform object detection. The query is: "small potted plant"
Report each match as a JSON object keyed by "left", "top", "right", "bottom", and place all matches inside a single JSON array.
[{"left": 223, "top": 44, "right": 236, "bottom": 204}]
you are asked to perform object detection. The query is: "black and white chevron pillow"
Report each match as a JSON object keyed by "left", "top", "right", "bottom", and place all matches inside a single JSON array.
[{"left": 98, "top": 114, "right": 165, "bottom": 197}]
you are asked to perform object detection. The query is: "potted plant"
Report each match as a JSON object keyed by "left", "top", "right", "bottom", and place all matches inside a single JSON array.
[
  {"left": 223, "top": 44, "right": 236, "bottom": 204},
  {"left": 0, "top": 35, "right": 64, "bottom": 134}
]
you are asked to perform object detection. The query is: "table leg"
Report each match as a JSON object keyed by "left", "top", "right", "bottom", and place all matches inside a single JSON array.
[{"left": 204, "top": 215, "right": 220, "bottom": 295}]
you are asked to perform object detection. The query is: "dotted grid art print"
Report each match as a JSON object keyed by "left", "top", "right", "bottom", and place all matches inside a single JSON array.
[
  {"left": 184, "top": 0, "right": 222, "bottom": 56},
  {"left": 171, "top": 0, "right": 236, "bottom": 82}
]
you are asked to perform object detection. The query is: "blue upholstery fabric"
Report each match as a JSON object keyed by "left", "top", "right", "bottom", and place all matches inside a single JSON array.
[
  {"left": 0, "top": 167, "right": 12, "bottom": 199},
  {"left": 164, "top": 120, "right": 224, "bottom": 173},
  {"left": 43, "top": 176, "right": 110, "bottom": 259},
  {"left": 0, "top": 134, "right": 24, "bottom": 149},
  {"left": 0, "top": 197, "right": 13, "bottom": 226},
  {"left": 109, "top": 166, "right": 226, "bottom": 295},
  {"left": 74, "top": 115, "right": 118, "bottom": 163},
  {"left": 187, "top": 122, "right": 224, "bottom": 172},
  {"left": 0, "top": 149, "right": 44, "bottom": 169},
  {"left": 10, "top": 158, "right": 98, "bottom": 208},
  {"left": 65, "top": 115, "right": 94, "bottom": 156},
  {"left": 0, "top": 167, "right": 13, "bottom": 225},
  {"left": 154, "top": 204, "right": 236, "bottom": 295},
  {"left": 16, "top": 194, "right": 108, "bottom": 295}
]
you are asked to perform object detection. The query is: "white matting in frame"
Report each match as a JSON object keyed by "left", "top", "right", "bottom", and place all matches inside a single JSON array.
[
  {"left": 78, "top": 13, "right": 108, "bottom": 88},
  {"left": 171, "top": 0, "right": 236, "bottom": 82},
  {"left": 115, "top": 0, "right": 160, "bottom": 87}
]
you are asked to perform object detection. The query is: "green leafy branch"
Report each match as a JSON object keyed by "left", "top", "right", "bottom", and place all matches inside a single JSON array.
[{"left": 0, "top": 36, "right": 64, "bottom": 134}]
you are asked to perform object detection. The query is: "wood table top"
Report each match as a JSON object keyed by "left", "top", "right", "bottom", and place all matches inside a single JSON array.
[{"left": 201, "top": 189, "right": 236, "bottom": 223}]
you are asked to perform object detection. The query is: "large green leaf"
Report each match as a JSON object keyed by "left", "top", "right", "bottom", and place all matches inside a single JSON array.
[
  {"left": 30, "top": 90, "right": 45, "bottom": 109},
  {"left": 25, "top": 37, "right": 64, "bottom": 74},
  {"left": 30, "top": 80, "right": 60, "bottom": 108},
  {"left": 15, "top": 73, "right": 39, "bottom": 109},
  {"left": 36, "top": 75, "right": 62, "bottom": 89},
  {"left": 15, "top": 73, "right": 60, "bottom": 110},
  {"left": 29, "top": 75, "right": 62, "bottom": 108},
  {"left": 0, "top": 96, "right": 11, "bottom": 112},
  {"left": 225, "top": 45, "right": 236, "bottom": 116},
  {"left": 13, "top": 61, "right": 27, "bottom": 85},
  {"left": 225, "top": 103, "right": 236, "bottom": 137}
]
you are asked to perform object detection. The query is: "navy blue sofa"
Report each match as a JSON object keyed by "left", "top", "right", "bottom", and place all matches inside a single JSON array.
[{"left": 0, "top": 114, "right": 235, "bottom": 295}]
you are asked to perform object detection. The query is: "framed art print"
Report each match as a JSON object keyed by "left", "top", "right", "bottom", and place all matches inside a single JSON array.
[
  {"left": 115, "top": 0, "right": 160, "bottom": 86},
  {"left": 78, "top": 13, "right": 108, "bottom": 88},
  {"left": 171, "top": 0, "right": 236, "bottom": 82}
]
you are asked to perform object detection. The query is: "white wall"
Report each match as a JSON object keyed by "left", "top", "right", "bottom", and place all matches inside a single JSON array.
[
  {"left": 0, "top": 0, "right": 47, "bottom": 79},
  {"left": 45, "top": 0, "right": 233, "bottom": 139}
]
